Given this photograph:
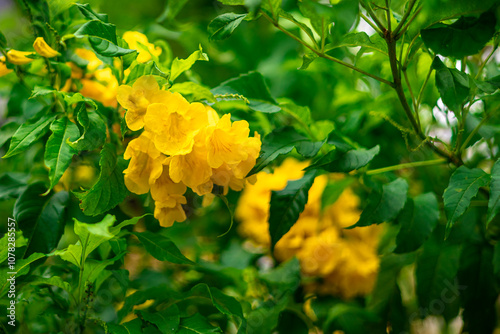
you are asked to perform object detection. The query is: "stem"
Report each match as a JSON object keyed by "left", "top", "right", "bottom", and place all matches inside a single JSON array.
[
  {"left": 403, "top": 69, "right": 420, "bottom": 128},
  {"left": 360, "top": 12, "right": 383, "bottom": 36},
  {"left": 416, "top": 62, "right": 434, "bottom": 111},
  {"left": 393, "top": 0, "right": 417, "bottom": 37},
  {"left": 394, "top": 7, "right": 422, "bottom": 39},
  {"left": 261, "top": 11, "right": 394, "bottom": 87},
  {"left": 279, "top": 14, "right": 319, "bottom": 49},
  {"left": 361, "top": 1, "right": 387, "bottom": 33},
  {"left": 366, "top": 158, "right": 447, "bottom": 175},
  {"left": 460, "top": 110, "right": 495, "bottom": 152},
  {"left": 475, "top": 45, "right": 497, "bottom": 80}
]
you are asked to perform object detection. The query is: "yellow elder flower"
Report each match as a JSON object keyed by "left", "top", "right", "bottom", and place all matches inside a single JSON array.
[
  {"left": 123, "top": 31, "right": 161, "bottom": 63},
  {"left": 117, "top": 75, "right": 171, "bottom": 131},
  {"left": 80, "top": 68, "right": 119, "bottom": 108},
  {"left": 154, "top": 195, "right": 187, "bottom": 227},
  {"left": 150, "top": 159, "right": 187, "bottom": 202},
  {"left": 0, "top": 57, "right": 12, "bottom": 77},
  {"left": 33, "top": 37, "right": 60, "bottom": 58},
  {"left": 7, "top": 50, "right": 35, "bottom": 65},
  {"left": 75, "top": 48, "right": 102, "bottom": 72},
  {"left": 123, "top": 132, "right": 166, "bottom": 194}
]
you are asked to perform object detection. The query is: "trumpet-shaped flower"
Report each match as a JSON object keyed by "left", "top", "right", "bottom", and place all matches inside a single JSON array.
[
  {"left": 154, "top": 195, "right": 187, "bottom": 227},
  {"left": 7, "top": 50, "right": 35, "bottom": 65},
  {"left": 123, "top": 31, "right": 162, "bottom": 63},
  {"left": 33, "top": 37, "right": 60, "bottom": 58},
  {"left": 117, "top": 76, "right": 171, "bottom": 131},
  {"left": 150, "top": 159, "right": 187, "bottom": 202}
]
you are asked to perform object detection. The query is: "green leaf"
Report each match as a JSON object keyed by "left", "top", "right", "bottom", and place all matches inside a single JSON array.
[
  {"left": 432, "top": 57, "right": 470, "bottom": 113},
  {"left": 73, "top": 144, "right": 129, "bottom": 216},
  {"left": 75, "top": 2, "right": 108, "bottom": 22},
  {"left": 324, "top": 304, "right": 378, "bottom": 334},
  {"left": 69, "top": 103, "right": 106, "bottom": 151},
  {"left": 117, "top": 285, "right": 171, "bottom": 321},
  {"left": 139, "top": 305, "right": 180, "bottom": 334},
  {"left": 14, "top": 183, "right": 69, "bottom": 257},
  {"left": 277, "top": 310, "right": 308, "bottom": 334},
  {"left": 0, "top": 173, "right": 28, "bottom": 200},
  {"left": 208, "top": 13, "right": 247, "bottom": 41},
  {"left": 305, "top": 145, "right": 380, "bottom": 173},
  {"left": 177, "top": 314, "right": 222, "bottom": 334},
  {"left": 421, "top": 11, "right": 496, "bottom": 59},
  {"left": 279, "top": 10, "right": 315, "bottom": 42},
  {"left": 269, "top": 170, "right": 317, "bottom": 251},
  {"left": 0, "top": 121, "right": 19, "bottom": 148},
  {"left": 487, "top": 159, "right": 500, "bottom": 224},
  {"left": 3, "top": 111, "right": 56, "bottom": 158},
  {"left": 29, "top": 275, "right": 73, "bottom": 295},
  {"left": 415, "top": 234, "right": 461, "bottom": 317},
  {"left": 349, "top": 178, "right": 408, "bottom": 228},
  {"left": 170, "top": 45, "right": 209, "bottom": 82},
  {"left": 44, "top": 117, "right": 80, "bottom": 191},
  {"left": 298, "top": 53, "right": 318, "bottom": 70},
  {"left": 250, "top": 127, "right": 325, "bottom": 175},
  {"left": 125, "top": 61, "right": 169, "bottom": 84},
  {"left": 211, "top": 71, "right": 281, "bottom": 113},
  {"left": 82, "top": 252, "right": 126, "bottom": 287},
  {"left": 75, "top": 215, "right": 116, "bottom": 261},
  {"left": 325, "top": 32, "right": 388, "bottom": 55},
  {"left": 170, "top": 82, "right": 216, "bottom": 103},
  {"left": 74, "top": 20, "right": 135, "bottom": 57},
  {"left": 443, "top": 166, "right": 490, "bottom": 237},
  {"left": 261, "top": 0, "right": 281, "bottom": 19},
  {"left": 395, "top": 193, "right": 440, "bottom": 253},
  {"left": 134, "top": 231, "right": 194, "bottom": 265},
  {"left": 0, "top": 231, "right": 27, "bottom": 264},
  {"left": 64, "top": 92, "right": 98, "bottom": 109},
  {"left": 109, "top": 214, "right": 149, "bottom": 236},
  {"left": 0, "top": 30, "right": 6, "bottom": 48},
  {"left": 299, "top": 0, "right": 357, "bottom": 39},
  {"left": 0, "top": 252, "right": 45, "bottom": 297}
]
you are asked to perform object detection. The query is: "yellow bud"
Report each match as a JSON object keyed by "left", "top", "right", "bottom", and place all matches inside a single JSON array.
[
  {"left": 7, "top": 50, "right": 35, "bottom": 65},
  {"left": 0, "top": 57, "right": 13, "bottom": 77},
  {"left": 33, "top": 37, "right": 60, "bottom": 58}
]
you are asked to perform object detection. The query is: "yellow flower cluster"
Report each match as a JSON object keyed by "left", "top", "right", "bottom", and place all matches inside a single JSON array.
[
  {"left": 118, "top": 75, "right": 261, "bottom": 227},
  {"left": 236, "top": 158, "right": 381, "bottom": 299}
]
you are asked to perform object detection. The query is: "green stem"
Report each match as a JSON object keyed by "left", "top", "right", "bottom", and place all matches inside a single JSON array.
[
  {"left": 460, "top": 110, "right": 495, "bottom": 152},
  {"left": 394, "top": 7, "right": 422, "bottom": 39},
  {"left": 279, "top": 14, "right": 319, "bottom": 49},
  {"left": 366, "top": 158, "right": 447, "bottom": 175},
  {"left": 393, "top": 0, "right": 417, "bottom": 36},
  {"left": 361, "top": 1, "right": 387, "bottom": 33},
  {"left": 360, "top": 12, "right": 383, "bottom": 36},
  {"left": 475, "top": 45, "right": 498, "bottom": 80}
]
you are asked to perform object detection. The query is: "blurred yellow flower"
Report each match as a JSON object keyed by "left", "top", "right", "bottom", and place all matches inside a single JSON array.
[
  {"left": 33, "top": 37, "right": 60, "bottom": 58},
  {"left": 75, "top": 48, "right": 102, "bottom": 72},
  {"left": 0, "top": 57, "right": 12, "bottom": 76},
  {"left": 7, "top": 50, "right": 35, "bottom": 65},
  {"left": 117, "top": 75, "right": 171, "bottom": 131},
  {"left": 80, "top": 68, "right": 119, "bottom": 108},
  {"left": 154, "top": 195, "right": 187, "bottom": 227},
  {"left": 123, "top": 31, "right": 162, "bottom": 63}
]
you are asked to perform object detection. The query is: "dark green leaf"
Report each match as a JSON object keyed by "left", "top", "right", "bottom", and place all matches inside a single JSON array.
[
  {"left": 277, "top": 310, "right": 308, "bottom": 334},
  {"left": 488, "top": 159, "right": 500, "bottom": 224},
  {"left": 69, "top": 103, "right": 106, "bottom": 151},
  {"left": 44, "top": 117, "right": 80, "bottom": 191},
  {"left": 211, "top": 72, "right": 281, "bottom": 113},
  {"left": 269, "top": 170, "right": 317, "bottom": 251},
  {"left": 117, "top": 285, "right": 171, "bottom": 321},
  {"left": 74, "top": 20, "right": 135, "bottom": 57},
  {"left": 73, "top": 144, "right": 129, "bottom": 216},
  {"left": 395, "top": 193, "right": 440, "bottom": 253},
  {"left": 305, "top": 145, "right": 380, "bottom": 173},
  {"left": 139, "top": 305, "right": 180, "bottom": 334},
  {"left": 208, "top": 13, "right": 247, "bottom": 41},
  {"left": 326, "top": 32, "right": 388, "bottom": 55},
  {"left": 125, "top": 61, "right": 169, "bottom": 84},
  {"left": 443, "top": 166, "right": 490, "bottom": 238},
  {"left": 320, "top": 177, "right": 354, "bottom": 210},
  {"left": 261, "top": 0, "right": 281, "bottom": 19},
  {"left": 250, "top": 127, "right": 325, "bottom": 175},
  {"left": 75, "top": 2, "right": 108, "bottom": 22},
  {"left": 0, "top": 173, "right": 28, "bottom": 200},
  {"left": 0, "top": 30, "right": 6, "bottom": 48},
  {"left": 3, "top": 111, "right": 55, "bottom": 158},
  {"left": 134, "top": 231, "right": 194, "bottom": 265},
  {"left": 298, "top": 53, "right": 318, "bottom": 70},
  {"left": 349, "top": 178, "right": 408, "bottom": 228},
  {"left": 177, "top": 314, "right": 222, "bottom": 334},
  {"left": 14, "top": 183, "right": 68, "bottom": 257},
  {"left": 432, "top": 57, "right": 470, "bottom": 113},
  {"left": 170, "top": 45, "right": 208, "bottom": 81},
  {"left": 324, "top": 304, "right": 378, "bottom": 334},
  {"left": 421, "top": 11, "right": 496, "bottom": 58},
  {"left": 0, "top": 121, "right": 19, "bottom": 148}
]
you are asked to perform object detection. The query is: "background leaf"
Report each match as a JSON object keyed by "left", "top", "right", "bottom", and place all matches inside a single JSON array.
[
  {"left": 432, "top": 57, "right": 470, "bottom": 114},
  {"left": 305, "top": 145, "right": 380, "bottom": 173},
  {"left": 74, "top": 20, "right": 135, "bottom": 57},
  {"left": 170, "top": 45, "right": 209, "bottom": 81},
  {"left": 488, "top": 159, "right": 500, "bottom": 223},
  {"left": 208, "top": 13, "right": 247, "bottom": 41},
  {"left": 134, "top": 231, "right": 195, "bottom": 265}
]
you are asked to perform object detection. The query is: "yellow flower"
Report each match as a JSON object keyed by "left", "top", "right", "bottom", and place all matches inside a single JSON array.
[
  {"left": 33, "top": 37, "right": 60, "bottom": 58},
  {"left": 117, "top": 75, "right": 171, "bottom": 131},
  {"left": 150, "top": 159, "right": 187, "bottom": 202},
  {"left": 7, "top": 50, "right": 35, "bottom": 65},
  {"left": 75, "top": 48, "right": 102, "bottom": 72},
  {"left": 123, "top": 132, "right": 166, "bottom": 195},
  {"left": 123, "top": 31, "right": 162, "bottom": 63},
  {"left": 0, "top": 57, "right": 12, "bottom": 77},
  {"left": 80, "top": 68, "right": 119, "bottom": 107},
  {"left": 154, "top": 195, "right": 187, "bottom": 227}
]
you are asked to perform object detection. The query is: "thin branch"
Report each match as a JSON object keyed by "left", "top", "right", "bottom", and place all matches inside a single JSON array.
[
  {"left": 360, "top": 1, "right": 387, "bottom": 33},
  {"left": 393, "top": 0, "right": 419, "bottom": 37},
  {"left": 366, "top": 158, "right": 447, "bottom": 175},
  {"left": 360, "top": 12, "right": 383, "bottom": 36}
]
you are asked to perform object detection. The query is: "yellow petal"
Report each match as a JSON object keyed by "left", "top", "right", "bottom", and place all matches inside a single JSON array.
[
  {"left": 33, "top": 37, "right": 60, "bottom": 58},
  {"left": 154, "top": 196, "right": 187, "bottom": 227},
  {"left": 0, "top": 57, "right": 12, "bottom": 77},
  {"left": 7, "top": 50, "right": 35, "bottom": 65}
]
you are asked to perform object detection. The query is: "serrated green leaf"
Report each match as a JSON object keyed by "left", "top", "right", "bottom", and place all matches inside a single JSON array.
[
  {"left": 170, "top": 82, "right": 216, "bottom": 103},
  {"left": 443, "top": 166, "right": 490, "bottom": 237},
  {"left": 69, "top": 103, "right": 106, "bottom": 151},
  {"left": 170, "top": 45, "right": 208, "bottom": 82},
  {"left": 44, "top": 117, "right": 80, "bottom": 191},
  {"left": 395, "top": 193, "right": 440, "bottom": 253},
  {"left": 125, "top": 61, "right": 169, "bottom": 84},
  {"left": 250, "top": 127, "right": 324, "bottom": 175},
  {"left": 139, "top": 305, "right": 180, "bottom": 334},
  {"left": 14, "top": 183, "right": 68, "bottom": 257},
  {"left": 487, "top": 159, "right": 500, "bottom": 224},
  {"left": 3, "top": 110, "right": 55, "bottom": 158},
  {"left": 269, "top": 170, "right": 317, "bottom": 251},
  {"left": 350, "top": 178, "right": 408, "bottom": 228},
  {"left": 432, "top": 57, "right": 470, "bottom": 114},
  {"left": 74, "top": 20, "right": 135, "bottom": 57},
  {"left": 211, "top": 71, "right": 280, "bottom": 113},
  {"left": 421, "top": 12, "right": 496, "bottom": 59},
  {"left": 134, "top": 231, "right": 194, "bottom": 265},
  {"left": 73, "top": 144, "right": 129, "bottom": 216},
  {"left": 208, "top": 13, "right": 247, "bottom": 41},
  {"left": 177, "top": 314, "right": 222, "bottom": 334},
  {"left": 305, "top": 145, "right": 380, "bottom": 173},
  {"left": 75, "top": 2, "right": 108, "bottom": 22}
]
